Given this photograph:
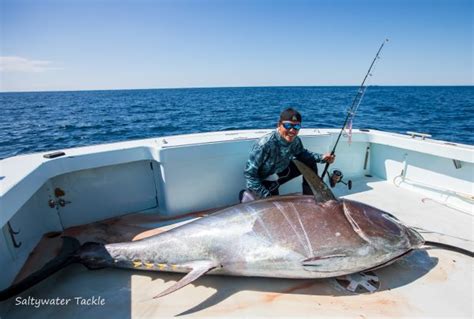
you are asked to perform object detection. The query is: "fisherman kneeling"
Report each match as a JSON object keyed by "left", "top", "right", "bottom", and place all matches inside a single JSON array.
[{"left": 241, "top": 107, "right": 335, "bottom": 202}]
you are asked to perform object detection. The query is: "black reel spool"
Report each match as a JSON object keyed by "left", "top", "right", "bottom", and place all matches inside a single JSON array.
[{"left": 329, "top": 169, "right": 352, "bottom": 190}]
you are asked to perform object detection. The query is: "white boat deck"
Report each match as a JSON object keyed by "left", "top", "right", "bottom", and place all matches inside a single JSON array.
[{"left": 1, "top": 176, "right": 472, "bottom": 318}]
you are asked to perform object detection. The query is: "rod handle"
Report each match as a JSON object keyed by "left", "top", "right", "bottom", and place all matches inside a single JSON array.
[
  {"left": 320, "top": 150, "right": 335, "bottom": 180},
  {"left": 320, "top": 162, "right": 330, "bottom": 180}
]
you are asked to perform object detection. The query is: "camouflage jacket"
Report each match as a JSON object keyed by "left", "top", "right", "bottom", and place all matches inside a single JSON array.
[{"left": 244, "top": 130, "right": 324, "bottom": 198}]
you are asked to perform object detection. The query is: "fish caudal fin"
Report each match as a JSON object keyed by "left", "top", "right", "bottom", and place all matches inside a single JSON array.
[
  {"left": 0, "top": 236, "right": 81, "bottom": 301},
  {"left": 292, "top": 159, "right": 336, "bottom": 202},
  {"left": 153, "top": 260, "right": 220, "bottom": 299}
]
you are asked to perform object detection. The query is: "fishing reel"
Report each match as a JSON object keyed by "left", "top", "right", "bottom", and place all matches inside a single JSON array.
[{"left": 329, "top": 169, "right": 352, "bottom": 190}]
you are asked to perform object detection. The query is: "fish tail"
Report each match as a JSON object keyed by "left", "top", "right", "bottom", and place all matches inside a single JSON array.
[{"left": 0, "top": 236, "right": 81, "bottom": 301}]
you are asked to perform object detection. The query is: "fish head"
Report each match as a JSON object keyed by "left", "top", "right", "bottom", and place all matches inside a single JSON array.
[
  {"left": 303, "top": 200, "right": 425, "bottom": 275},
  {"left": 78, "top": 242, "right": 114, "bottom": 269},
  {"left": 342, "top": 199, "right": 425, "bottom": 251}
]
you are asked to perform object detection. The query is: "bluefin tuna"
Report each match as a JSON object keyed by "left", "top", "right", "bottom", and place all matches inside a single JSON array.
[{"left": 0, "top": 160, "right": 425, "bottom": 300}]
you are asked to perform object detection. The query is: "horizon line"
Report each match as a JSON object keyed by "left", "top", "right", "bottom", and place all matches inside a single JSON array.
[{"left": 1, "top": 84, "right": 473, "bottom": 94}]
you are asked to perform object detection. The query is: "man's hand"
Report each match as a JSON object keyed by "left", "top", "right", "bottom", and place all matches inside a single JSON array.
[{"left": 323, "top": 153, "right": 336, "bottom": 164}]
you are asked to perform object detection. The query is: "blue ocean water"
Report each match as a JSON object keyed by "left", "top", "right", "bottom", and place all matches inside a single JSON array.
[{"left": 0, "top": 86, "right": 473, "bottom": 159}]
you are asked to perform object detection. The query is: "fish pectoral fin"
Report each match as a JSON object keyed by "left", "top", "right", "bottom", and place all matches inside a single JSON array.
[
  {"left": 302, "top": 254, "right": 349, "bottom": 272},
  {"left": 153, "top": 260, "right": 220, "bottom": 299}
]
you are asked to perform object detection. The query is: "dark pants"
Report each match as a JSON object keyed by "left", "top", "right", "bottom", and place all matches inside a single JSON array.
[{"left": 262, "top": 159, "right": 317, "bottom": 196}]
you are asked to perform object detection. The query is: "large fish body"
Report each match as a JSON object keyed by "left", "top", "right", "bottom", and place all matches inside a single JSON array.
[
  {"left": 0, "top": 195, "right": 424, "bottom": 300},
  {"left": 82, "top": 196, "right": 424, "bottom": 279}
]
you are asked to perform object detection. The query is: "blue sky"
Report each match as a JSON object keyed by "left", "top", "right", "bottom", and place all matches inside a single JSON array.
[{"left": 0, "top": 0, "right": 472, "bottom": 92}]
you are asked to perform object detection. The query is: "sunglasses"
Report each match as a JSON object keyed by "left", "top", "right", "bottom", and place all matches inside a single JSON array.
[{"left": 282, "top": 122, "right": 301, "bottom": 130}]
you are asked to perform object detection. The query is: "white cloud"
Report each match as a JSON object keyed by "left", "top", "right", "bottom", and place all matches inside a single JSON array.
[{"left": 0, "top": 56, "right": 61, "bottom": 73}]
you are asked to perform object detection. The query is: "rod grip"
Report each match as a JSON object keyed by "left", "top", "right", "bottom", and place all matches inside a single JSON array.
[{"left": 320, "top": 162, "right": 331, "bottom": 180}]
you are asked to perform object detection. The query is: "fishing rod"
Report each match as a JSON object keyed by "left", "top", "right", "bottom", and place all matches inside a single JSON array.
[{"left": 320, "top": 39, "right": 389, "bottom": 181}]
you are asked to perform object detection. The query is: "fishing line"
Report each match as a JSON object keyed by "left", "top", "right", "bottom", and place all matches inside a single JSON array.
[
  {"left": 420, "top": 198, "right": 473, "bottom": 217},
  {"left": 412, "top": 226, "right": 473, "bottom": 243},
  {"left": 393, "top": 175, "right": 474, "bottom": 202}
]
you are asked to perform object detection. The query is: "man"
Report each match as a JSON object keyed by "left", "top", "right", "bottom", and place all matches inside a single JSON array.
[{"left": 241, "top": 107, "right": 335, "bottom": 202}]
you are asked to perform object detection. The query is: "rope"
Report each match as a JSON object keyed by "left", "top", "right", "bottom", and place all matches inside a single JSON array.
[{"left": 423, "top": 241, "right": 474, "bottom": 258}]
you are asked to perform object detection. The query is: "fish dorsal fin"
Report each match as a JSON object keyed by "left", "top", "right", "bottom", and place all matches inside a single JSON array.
[
  {"left": 153, "top": 260, "right": 220, "bottom": 299},
  {"left": 292, "top": 159, "right": 336, "bottom": 202}
]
